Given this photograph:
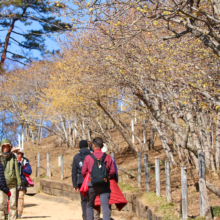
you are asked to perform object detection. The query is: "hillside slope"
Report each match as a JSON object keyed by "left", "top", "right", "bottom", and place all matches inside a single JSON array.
[{"left": 21, "top": 130, "right": 220, "bottom": 219}]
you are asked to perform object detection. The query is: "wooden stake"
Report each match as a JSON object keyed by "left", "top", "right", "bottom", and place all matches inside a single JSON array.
[
  {"left": 37, "top": 153, "right": 40, "bottom": 178},
  {"left": 165, "top": 161, "right": 171, "bottom": 202},
  {"left": 144, "top": 153, "right": 149, "bottom": 192},
  {"left": 47, "top": 153, "right": 51, "bottom": 178},
  {"left": 131, "top": 119, "right": 134, "bottom": 144},
  {"left": 111, "top": 151, "right": 114, "bottom": 159},
  {"left": 181, "top": 166, "right": 188, "bottom": 219},
  {"left": 61, "top": 154, "right": 64, "bottom": 180},
  {"left": 155, "top": 157, "right": 160, "bottom": 196},
  {"left": 18, "top": 135, "right": 21, "bottom": 149},
  {"left": 199, "top": 152, "right": 212, "bottom": 218},
  {"left": 138, "top": 152, "right": 141, "bottom": 188}
]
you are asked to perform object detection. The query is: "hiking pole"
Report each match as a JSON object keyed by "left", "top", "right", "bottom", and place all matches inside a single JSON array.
[
  {"left": 4, "top": 196, "right": 9, "bottom": 220},
  {"left": 7, "top": 196, "right": 10, "bottom": 219}
]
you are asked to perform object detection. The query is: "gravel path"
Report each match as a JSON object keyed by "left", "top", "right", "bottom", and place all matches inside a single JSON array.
[{"left": 20, "top": 193, "right": 130, "bottom": 220}]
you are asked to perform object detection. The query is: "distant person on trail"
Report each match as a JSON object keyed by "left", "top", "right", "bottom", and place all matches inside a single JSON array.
[
  {"left": 88, "top": 141, "right": 93, "bottom": 153},
  {"left": 72, "top": 140, "right": 91, "bottom": 220},
  {"left": 82, "top": 137, "right": 115, "bottom": 220},
  {"left": 15, "top": 149, "right": 32, "bottom": 219},
  {"left": 0, "top": 139, "right": 21, "bottom": 220}
]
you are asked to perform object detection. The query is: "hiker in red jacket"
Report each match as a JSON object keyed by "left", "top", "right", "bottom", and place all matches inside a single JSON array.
[
  {"left": 81, "top": 137, "right": 115, "bottom": 220},
  {"left": 94, "top": 144, "right": 127, "bottom": 220}
]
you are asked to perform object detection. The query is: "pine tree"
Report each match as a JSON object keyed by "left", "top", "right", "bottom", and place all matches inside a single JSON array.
[{"left": 0, "top": 0, "right": 71, "bottom": 70}]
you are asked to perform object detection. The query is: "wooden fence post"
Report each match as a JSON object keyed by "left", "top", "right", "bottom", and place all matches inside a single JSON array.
[
  {"left": 131, "top": 119, "right": 134, "bottom": 144},
  {"left": 22, "top": 133, "right": 24, "bottom": 150},
  {"left": 138, "top": 152, "right": 141, "bottom": 188},
  {"left": 144, "top": 153, "right": 149, "bottom": 192},
  {"left": 74, "top": 122, "right": 77, "bottom": 138},
  {"left": 37, "top": 153, "right": 40, "bottom": 178},
  {"left": 149, "top": 129, "right": 155, "bottom": 150},
  {"left": 111, "top": 151, "right": 114, "bottom": 159},
  {"left": 47, "top": 153, "right": 51, "bottom": 178},
  {"left": 181, "top": 166, "right": 188, "bottom": 220},
  {"left": 155, "top": 157, "right": 160, "bottom": 196},
  {"left": 18, "top": 135, "right": 21, "bottom": 149},
  {"left": 143, "top": 120, "right": 149, "bottom": 152},
  {"left": 199, "top": 152, "right": 212, "bottom": 218},
  {"left": 87, "top": 126, "right": 91, "bottom": 141},
  {"left": 134, "top": 110, "right": 137, "bottom": 123},
  {"left": 61, "top": 154, "right": 64, "bottom": 180},
  {"left": 165, "top": 161, "right": 171, "bottom": 202}
]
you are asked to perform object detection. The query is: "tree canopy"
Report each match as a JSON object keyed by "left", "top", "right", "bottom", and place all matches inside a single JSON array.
[{"left": 0, "top": 0, "right": 71, "bottom": 71}]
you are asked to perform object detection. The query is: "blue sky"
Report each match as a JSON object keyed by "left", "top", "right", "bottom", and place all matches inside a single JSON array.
[
  {"left": 0, "top": 21, "right": 64, "bottom": 67},
  {"left": 0, "top": 4, "right": 71, "bottom": 69}
]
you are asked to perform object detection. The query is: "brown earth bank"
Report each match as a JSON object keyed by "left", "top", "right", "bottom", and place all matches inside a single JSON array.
[{"left": 20, "top": 128, "right": 220, "bottom": 219}]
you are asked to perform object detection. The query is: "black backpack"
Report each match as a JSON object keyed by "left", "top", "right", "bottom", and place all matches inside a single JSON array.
[{"left": 90, "top": 153, "right": 109, "bottom": 187}]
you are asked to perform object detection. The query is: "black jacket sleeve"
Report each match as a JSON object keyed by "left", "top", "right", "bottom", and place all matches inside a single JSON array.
[
  {"left": 72, "top": 155, "right": 78, "bottom": 188},
  {"left": 0, "top": 161, "right": 9, "bottom": 194}
]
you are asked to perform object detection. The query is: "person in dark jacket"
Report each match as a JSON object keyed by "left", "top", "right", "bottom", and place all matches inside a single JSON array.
[
  {"left": 72, "top": 140, "right": 91, "bottom": 220},
  {"left": 0, "top": 159, "right": 11, "bottom": 196}
]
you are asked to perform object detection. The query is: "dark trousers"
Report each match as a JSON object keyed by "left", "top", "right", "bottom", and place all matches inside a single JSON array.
[
  {"left": 87, "top": 187, "right": 110, "bottom": 220},
  {"left": 94, "top": 205, "right": 112, "bottom": 220},
  {"left": 79, "top": 184, "right": 87, "bottom": 220}
]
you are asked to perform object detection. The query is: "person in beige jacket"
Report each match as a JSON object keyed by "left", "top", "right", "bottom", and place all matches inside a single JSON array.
[{"left": 0, "top": 139, "right": 21, "bottom": 220}]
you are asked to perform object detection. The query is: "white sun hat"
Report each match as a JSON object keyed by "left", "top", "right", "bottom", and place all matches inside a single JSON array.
[{"left": 101, "top": 143, "right": 108, "bottom": 153}]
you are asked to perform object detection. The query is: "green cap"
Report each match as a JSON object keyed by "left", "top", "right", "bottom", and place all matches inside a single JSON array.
[{"left": 1, "top": 139, "right": 12, "bottom": 147}]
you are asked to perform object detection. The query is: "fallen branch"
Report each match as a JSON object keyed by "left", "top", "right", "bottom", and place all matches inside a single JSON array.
[
  {"left": 206, "top": 180, "right": 220, "bottom": 197},
  {"left": 49, "top": 164, "right": 60, "bottom": 172},
  {"left": 117, "top": 166, "right": 136, "bottom": 179},
  {"left": 40, "top": 165, "right": 46, "bottom": 170}
]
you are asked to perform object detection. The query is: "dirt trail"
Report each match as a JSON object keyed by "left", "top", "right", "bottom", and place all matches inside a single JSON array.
[
  {"left": 21, "top": 194, "right": 129, "bottom": 220},
  {"left": 21, "top": 194, "right": 82, "bottom": 220}
]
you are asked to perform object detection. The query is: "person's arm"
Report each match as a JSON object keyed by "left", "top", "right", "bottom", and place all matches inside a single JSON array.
[
  {"left": 72, "top": 156, "right": 78, "bottom": 188},
  {"left": 23, "top": 163, "right": 32, "bottom": 175},
  {"left": 112, "top": 159, "right": 118, "bottom": 183},
  {"left": 0, "top": 162, "right": 10, "bottom": 195},
  {"left": 107, "top": 155, "right": 115, "bottom": 176},
  {"left": 14, "top": 157, "right": 21, "bottom": 186},
  {"left": 81, "top": 156, "right": 89, "bottom": 177}
]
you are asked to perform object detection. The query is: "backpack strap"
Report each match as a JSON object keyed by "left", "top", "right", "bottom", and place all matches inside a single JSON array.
[
  {"left": 90, "top": 153, "right": 107, "bottom": 162},
  {"left": 90, "top": 154, "right": 97, "bottom": 162},
  {"left": 3, "top": 159, "right": 8, "bottom": 171},
  {"left": 101, "top": 153, "right": 107, "bottom": 162}
]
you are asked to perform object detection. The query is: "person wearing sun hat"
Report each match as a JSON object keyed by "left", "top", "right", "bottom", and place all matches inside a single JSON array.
[
  {"left": 0, "top": 139, "right": 21, "bottom": 220},
  {"left": 15, "top": 148, "right": 32, "bottom": 219},
  {"left": 12, "top": 148, "right": 32, "bottom": 218}
]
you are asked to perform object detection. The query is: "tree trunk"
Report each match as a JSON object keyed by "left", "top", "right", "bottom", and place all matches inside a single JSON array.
[
  {"left": 97, "top": 100, "right": 138, "bottom": 152},
  {"left": 211, "top": 0, "right": 220, "bottom": 17},
  {"left": 1, "top": 18, "right": 18, "bottom": 66},
  {"left": 153, "top": 121, "right": 176, "bottom": 165},
  {"left": 216, "top": 109, "right": 220, "bottom": 171},
  {"left": 198, "top": 113, "right": 211, "bottom": 170}
]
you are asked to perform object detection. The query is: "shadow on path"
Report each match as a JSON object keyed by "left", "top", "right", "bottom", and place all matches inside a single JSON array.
[
  {"left": 24, "top": 203, "right": 38, "bottom": 208},
  {"left": 22, "top": 216, "right": 50, "bottom": 219}
]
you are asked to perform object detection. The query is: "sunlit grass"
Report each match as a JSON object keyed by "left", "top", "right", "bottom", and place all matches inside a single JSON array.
[{"left": 141, "top": 192, "right": 179, "bottom": 220}]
